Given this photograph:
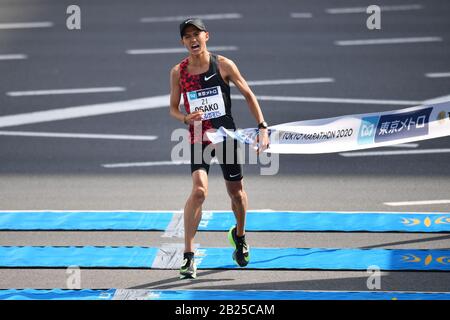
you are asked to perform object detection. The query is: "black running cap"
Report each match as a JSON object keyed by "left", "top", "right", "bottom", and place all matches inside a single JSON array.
[{"left": 180, "top": 18, "right": 207, "bottom": 37}]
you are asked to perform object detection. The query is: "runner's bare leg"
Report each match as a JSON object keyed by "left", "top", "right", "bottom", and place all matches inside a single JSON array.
[
  {"left": 184, "top": 169, "right": 208, "bottom": 253},
  {"left": 226, "top": 179, "right": 248, "bottom": 237}
]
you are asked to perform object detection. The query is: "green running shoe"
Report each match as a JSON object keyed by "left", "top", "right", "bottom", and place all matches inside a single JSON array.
[
  {"left": 228, "top": 225, "right": 250, "bottom": 267},
  {"left": 179, "top": 253, "right": 197, "bottom": 279}
]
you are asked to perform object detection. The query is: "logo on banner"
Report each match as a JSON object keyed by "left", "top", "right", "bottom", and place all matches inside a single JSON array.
[
  {"left": 437, "top": 110, "right": 450, "bottom": 124},
  {"left": 195, "top": 249, "right": 207, "bottom": 266},
  {"left": 402, "top": 253, "right": 450, "bottom": 267},
  {"left": 189, "top": 87, "right": 219, "bottom": 100},
  {"left": 357, "top": 116, "right": 379, "bottom": 144},
  {"left": 374, "top": 108, "right": 433, "bottom": 143},
  {"left": 199, "top": 211, "right": 214, "bottom": 228},
  {"left": 235, "top": 129, "right": 263, "bottom": 145},
  {"left": 188, "top": 92, "right": 197, "bottom": 100},
  {"left": 401, "top": 216, "right": 450, "bottom": 227}
]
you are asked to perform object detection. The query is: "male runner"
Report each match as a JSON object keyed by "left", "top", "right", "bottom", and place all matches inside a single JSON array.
[{"left": 169, "top": 18, "right": 269, "bottom": 279}]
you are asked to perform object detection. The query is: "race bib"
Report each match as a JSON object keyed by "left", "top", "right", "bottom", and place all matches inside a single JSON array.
[{"left": 187, "top": 86, "right": 226, "bottom": 121}]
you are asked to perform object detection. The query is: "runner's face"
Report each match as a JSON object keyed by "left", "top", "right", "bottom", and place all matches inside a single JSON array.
[{"left": 181, "top": 26, "right": 209, "bottom": 55}]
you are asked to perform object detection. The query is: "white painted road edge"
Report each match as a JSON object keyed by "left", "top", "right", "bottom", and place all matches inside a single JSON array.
[
  {"left": 426, "top": 72, "right": 450, "bottom": 78},
  {"left": 232, "top": 95, "right": 421, "bottom": 106},
  {"left": 339, "top": 149, "right": 450, "bottom": 157},
  {"left": 232, "top": 78, "right": 334, "bottom": 87},
  {"left": 335, "top": 37, "right": 442, "bottom": 46},
  {"left": 6, "top": 87, "right": 126, "bottom": 97},
  {"left": 384, "top": 200, "right": 450, "bottom": 206},
  {"left": 0, "top": 95, "right": 169, "bottom": 129},
  {"left": 0, "top": 22, "right": 53, "bottom": 29},
  {"left": 326, "top": 4, "right": 423, "bottom": 14},
  {"left": 127, "top": 46, "right": 238, "bottom": 55},
  {"left": 140, "top": 13, "right": 242, "bottom": 23},
  {"left": 0, "top": 131, "right": 158, "bottom": 141},
  {"left": 385, "top": 143, "right": 419, "bottom": 148},
  {"left": 102, "top": 159, "right": 219, "bottom": 168},
  {"left": 290, "top": 13, "right": 313, "bottom": 18},
  {"left": 102, "top": 160, "right": 190, "bottom": 168},
  {"left": 0, "top": 54, "right": 27, "bottom": 60}
]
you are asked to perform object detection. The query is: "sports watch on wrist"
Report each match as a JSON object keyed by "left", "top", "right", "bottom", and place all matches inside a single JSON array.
[{"left": 257, "top": 121, "right": 268, "bottom": 129}]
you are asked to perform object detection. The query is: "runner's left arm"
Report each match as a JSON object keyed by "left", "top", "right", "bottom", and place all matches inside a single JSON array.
[{"left": 220, "top": 57, "right": 270, "bottom": 153}]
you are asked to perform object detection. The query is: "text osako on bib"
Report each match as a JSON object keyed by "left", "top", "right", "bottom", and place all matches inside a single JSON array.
[{"left": 187, "top": 86, "right": 226, "bottom": 121}]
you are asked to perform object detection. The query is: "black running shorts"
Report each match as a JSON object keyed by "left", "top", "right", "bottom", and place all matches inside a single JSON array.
[{"left": 190, "top": 139, "right": 243, "bottom": 181}]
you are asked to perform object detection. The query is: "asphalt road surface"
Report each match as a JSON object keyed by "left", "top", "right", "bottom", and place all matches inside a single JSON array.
[{"left": 0, "top": 0, "right": 449, "bottom": 294}]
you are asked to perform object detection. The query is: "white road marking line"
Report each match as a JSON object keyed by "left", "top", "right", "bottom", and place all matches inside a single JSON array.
[
  {"left": 0, "top": 94, "right": 169, "bottom": 129},
  {"left": 140, "top": 13, "right": 242, "bottom": 23},
  {"left": 0, "top": 91, "right": 442, "bottom": 131},
  {"left": 102, "top": 160, "right": 189, "bottom": 168},
  {"left": 102, "top": 159, "right": 219, "bottom": 168},
  {"left": 385, "top": 143, "right": 419, "bottom": 148},
  {"left": 0, "top": 131, "right": 158, "bottom": 141},
  {"left": 232, "top": 78, "right": 334, "bottom": 87},
  {"left": 0, "top": 22, "right": 54, "bottom": 29},
  {"left": 127, "top": 46, "right": 238, "bottom": 55},
  {"left": 326, "top": 4, "right": 423, "bottom": 14},
  {"left": 384, "top": 200, "right": 450, "bottom": 206},
  {"left": 232, "top": 95, "right": 420, "bottom": 106},
  {"left": 290, "top": 13, "right": 313, "bottom": 18},
  {"left": 339, "top": 149, "right": 450, "bottom": 157},
  {"left": 6, "top": 87, "right": 126, "bottom": 97},
  {"left": 425, "top": 72, "right": 450, "bottom": 78},
  {"left": 0, "top": 54, "right": 27, "bottom": 60},
  {"left": 423, "top": 94, "right": 450, "bottom": 104},
  {"left": 335, "top": 37, "right": 442, "bottom": 46}
]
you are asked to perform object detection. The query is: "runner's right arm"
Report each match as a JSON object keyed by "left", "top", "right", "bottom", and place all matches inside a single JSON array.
[{"left": 169, "top": 64, "right": 203, "bottom": 125}]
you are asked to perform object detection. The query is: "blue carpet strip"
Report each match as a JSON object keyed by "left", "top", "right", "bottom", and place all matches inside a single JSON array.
[
  {"left": 0, "top": 289, "right": 449, "bottom": 300},
  {"left": 0, "top": 246, "right": 449, "bottom": 271},
  {"left": 0, "top": 211, "right": 449, "bottom": 232}
]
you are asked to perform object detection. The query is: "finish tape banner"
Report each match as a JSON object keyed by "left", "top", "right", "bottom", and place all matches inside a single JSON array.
[{"left": 207, "top": 101, "right": 450, "bottom": 153}]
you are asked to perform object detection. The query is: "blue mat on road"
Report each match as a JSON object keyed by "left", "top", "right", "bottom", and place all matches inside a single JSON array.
[
  {"left": 201, "top": 211, "right": 450, "bottom": 233},
  {"left": 1, "top": 246, "right": 449, "bottom": 271},
  {"left": 1, "top": 289, "right": 449, "bottom": 300},
  {"left": 0, "top": 289, "right": 116, "bottom": 300},
  {"left": 0, "top": 211, "right": 173, "bottom": 231},
  {"left": 1, "top": 211, "right": 449, "bottom": 232}
]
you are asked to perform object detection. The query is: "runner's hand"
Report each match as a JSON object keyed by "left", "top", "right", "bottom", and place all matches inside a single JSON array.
[
  {"left": 184, "top": 111, "right": 203, "bottom": 125},
  {"left": 256, "top": 128, "right": 270, "bottom": 154}
]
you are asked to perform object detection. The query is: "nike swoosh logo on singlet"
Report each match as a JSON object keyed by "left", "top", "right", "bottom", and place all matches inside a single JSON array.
[{"left": 204, "top": 73, "right": 216, "bottom": 81}]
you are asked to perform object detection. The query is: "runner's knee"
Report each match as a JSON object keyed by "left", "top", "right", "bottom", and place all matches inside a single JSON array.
[
  {"left": 229, "top": 189, "right": 245, "bottom": 203},
  {"left": 191, "top": 186, "right": 207, "bottom": 203}
]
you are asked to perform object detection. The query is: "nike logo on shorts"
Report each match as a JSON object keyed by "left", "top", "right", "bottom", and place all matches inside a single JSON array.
[
  {"left": 229, "top": 173, "right": 240, "bottom": 178},
  {"left": 204, "top": 73, "right": 216, "bottom": 81}
]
